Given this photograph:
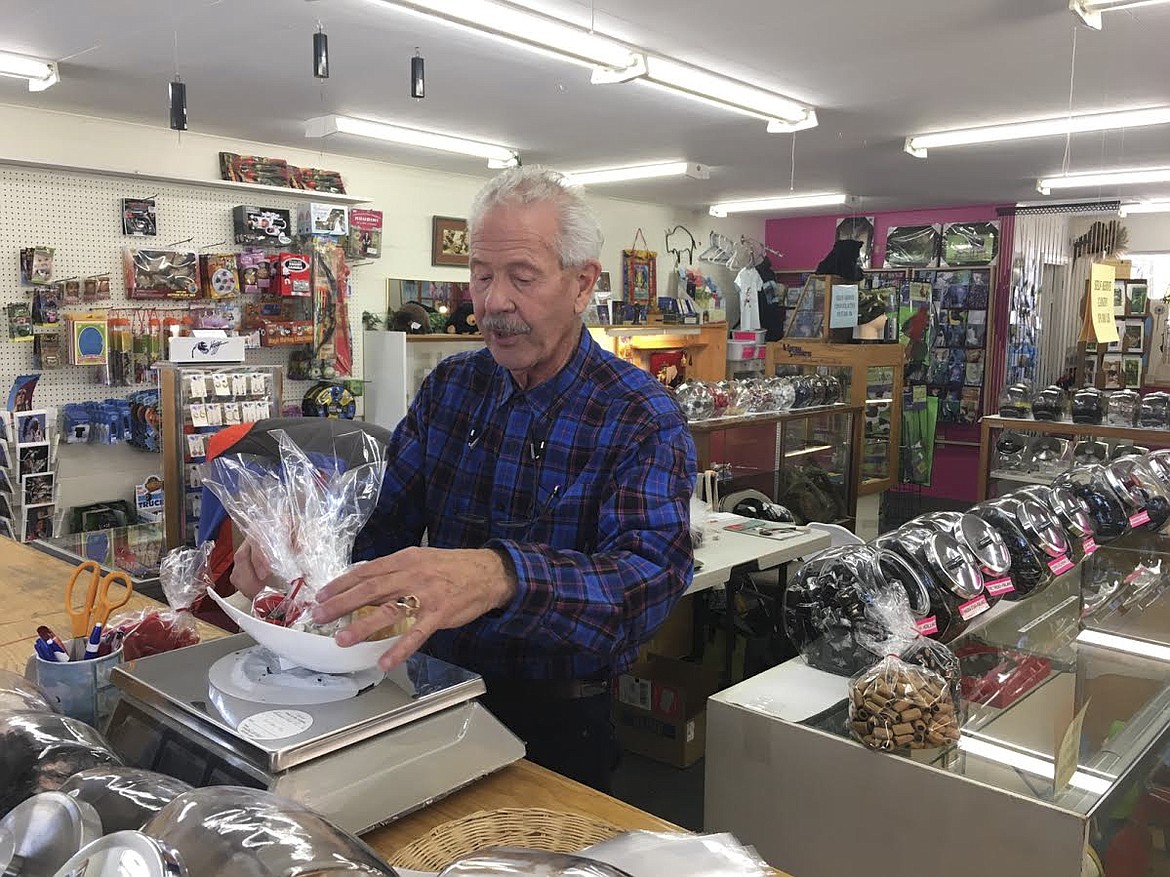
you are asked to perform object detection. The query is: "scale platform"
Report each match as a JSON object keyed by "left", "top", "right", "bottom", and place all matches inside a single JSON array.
[{"left": 105, "top": 633, "right": 525, "bottom": 835}]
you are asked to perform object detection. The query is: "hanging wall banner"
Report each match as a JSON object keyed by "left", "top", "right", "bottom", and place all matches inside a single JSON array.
[
  {"left": 829, "top": 284, "right": 859, "bottom": 328},
  {"left": 1091, "top": 263, "right": 1119, "bottom": 344}
]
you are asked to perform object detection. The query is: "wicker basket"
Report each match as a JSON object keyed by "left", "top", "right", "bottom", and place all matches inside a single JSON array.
[{"left": 389, "top": 808, "right": 623, "bottom": 872}]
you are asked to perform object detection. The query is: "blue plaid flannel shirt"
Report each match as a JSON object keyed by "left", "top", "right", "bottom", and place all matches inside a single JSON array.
[{"left": 354, "top": 327, "right": 697, "bottom": 680}]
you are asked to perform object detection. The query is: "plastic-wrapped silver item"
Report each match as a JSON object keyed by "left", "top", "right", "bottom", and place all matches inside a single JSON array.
[
  {"left": 1072, "top": 386, "right": 1107, "bottom": 425},
  {"left": 49, "top": 830, "right": 184, "bottom": 877},
  {"left": 765, "top": 376, "right": 796, "bottom": 412},
  {"left": 582, "top": 831, "right": 771, "bottom": 877},
  {"left": 59, "top": 768, "right": 192, "bottom": 834},
  {"left": 1107, "top": 389, "right": 1141, "bottom": 426},
  {"left": 673, "top": 380, "right": 715, "bottom": 422},
  {"left": 0, "top": 670, "right": 54, "bottom": 715},
  {"left": 0, "top": 791, "right": 102, "bottom": 877},
  {"left": 0, "top": 713, "right": 122, "bottom": 818},
  {"left": 1106, "top": 456, "right": 1170, "bottom": 533},
  {"left": 140, "top": 787, "right": 395, "bottom": 877},
  {"left": 1031, "top": 385, "right": 1067, "bottom": 421},
  {"left": 1140, "top": 391, "right": 1170, "bottom": 429},
  {"left": 437, "top": 849, "right": 630, "bottom": 876},
  {"left": 1055, "top": 464, "right": 1131, "bottom": 544},
  {"left": 971, "top": 496, "right": 1071, "bottom": 600}
]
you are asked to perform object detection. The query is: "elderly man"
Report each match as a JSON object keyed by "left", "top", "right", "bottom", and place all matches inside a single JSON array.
[{"left": 232, "top": 166, "right": 697, "bottom": 790}]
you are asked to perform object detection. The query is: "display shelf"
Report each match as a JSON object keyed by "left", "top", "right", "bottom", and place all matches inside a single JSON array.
[
  {"left": 603, "top": 326, "right": 702, "bottom": 338},
  {"left": 767, "top": 342, "right": 903, "bottom": 495},
  {"left": 978, "top": 414, "right": 1170, "bottom": 499},
  {"left": 0, "top": 156, "right": 372, "bottom": 205},
  {"left": 687, "top": 404, "right": 848, "bottom": 434},
  {"left": 989, "top": 468, "right": 1057, "bottom": 486}
]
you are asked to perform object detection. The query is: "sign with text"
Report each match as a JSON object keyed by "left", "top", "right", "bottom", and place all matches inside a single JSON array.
[
  {"left": 1089, "top": 263, "right": 1119, "bottom": 344},
  {"left": 829, "top": 284, "right": 859, "bottom": 328}
]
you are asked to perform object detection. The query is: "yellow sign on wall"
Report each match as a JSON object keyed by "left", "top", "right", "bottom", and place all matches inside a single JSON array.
[{"left": 1089, "top": 262, "right": 1119, "bottom": 344}]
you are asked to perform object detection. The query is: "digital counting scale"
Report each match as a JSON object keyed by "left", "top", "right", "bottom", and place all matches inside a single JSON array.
[{"left": 105, "top": 634, "right": 525, "bottom": 835}]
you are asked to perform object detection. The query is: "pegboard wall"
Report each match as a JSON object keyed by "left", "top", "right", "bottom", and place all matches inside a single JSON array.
[{"left": 0, "top": 164, "right": 369, "bottom": 410}]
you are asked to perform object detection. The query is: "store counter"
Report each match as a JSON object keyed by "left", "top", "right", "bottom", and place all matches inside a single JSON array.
[{"left": 0, "top": 537, "right": 792, "bottom": 874}]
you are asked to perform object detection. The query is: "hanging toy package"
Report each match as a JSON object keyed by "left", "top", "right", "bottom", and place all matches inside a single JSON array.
[
  {"left": 847, "top": 654, "right": 962, "bottom": 752},
  {"left": 200, "top": 429, "right": 404, "bottom": 661},
  {"left": 110, "top": 543, "right": 211, "bottom": 659}
]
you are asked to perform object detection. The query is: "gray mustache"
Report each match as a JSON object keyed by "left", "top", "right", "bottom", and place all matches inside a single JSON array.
[{"left": 480, "top": 316, "right": 532, "bottom": 336}]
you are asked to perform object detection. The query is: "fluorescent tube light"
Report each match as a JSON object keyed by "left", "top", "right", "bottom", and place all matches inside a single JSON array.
[
  {"left": 1072, "top": 0, "right": 1170, "bottom": 28},
  {"left": 372, "top": 0, "right": 637, "bottom": 69},
  {"left": 305, "top": 114, "right": 519, "bottom": 168},
  {"left": 1077, "top": 628, "right": 1170, "bottom": 660},
  {"left": 637, "top": 56, "right": 816, "bottom": 131},
  {"left": 562, "top": 161, "right": 708, "bottom": 186},
  {"left": 1120, "top": 199, "right": 1170, "bottom": 216},
  {"left": 709, "top": 193, "right": 852, "bottom": 217},
  {"left": 1037, "top": 166, "right": 1170, "bottom": 194},
  {"left": 0, "top": 50, "right": 59, "bottom": 92},
  {"left": 370, "top": 0, "right": 816, "bottom": 133},
  {"left": 959, "top": 735, "right": 1112, "bottom": 795},
  {"left": 906, "top": 106, "right": 1170, "bottom": 158}
]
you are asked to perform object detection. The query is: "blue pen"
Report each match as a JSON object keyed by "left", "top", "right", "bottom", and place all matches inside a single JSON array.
[
  {"left": 33, "top": 638, "right": 53, "bottom": 661},
  {"left": 38, "top": 637, "right": 70, "bottom": 662},
  {"left": 83, "top": 623, "right": 103, "bottom": 660}
]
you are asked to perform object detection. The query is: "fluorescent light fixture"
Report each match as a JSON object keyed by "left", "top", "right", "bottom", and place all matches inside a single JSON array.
[
  {"left": 1120, "top": 199, "right": 1170, "bottom": 216},
  {"left": 1077, "top": 628, "right": 1170, "bottom": 660},
  {"left": 0, "top": 50, "right": 59, "bottom": 91},
  {"left": 1038, "top": 166, "right": 1170, "bottom": 194},
  {"left": 371, "top": 0, "right": 816, "bottom": 133},
  {"left": 633, "top": 56, "right": 816, "bottom": 132},
  {"left": 372, "top": 0, "right": 637, "bottom": 69},
  {"left": 959, "top": 735, "right": 1112, "bottom": 795},
  {"left": 709, "top": 193, "right": 853, "bottom": 217},
  {"left": 906, "top": 106, "right": 1170, "bottom": 158},
  {"left": 305, "top": 114, "right": 519, "bottom": 168},
  {"left": 562, "top": 161, "right": 708, "bottom": 187},
  {"left": 1072, "top": 0, "right": 1170, "bottom": 28}
]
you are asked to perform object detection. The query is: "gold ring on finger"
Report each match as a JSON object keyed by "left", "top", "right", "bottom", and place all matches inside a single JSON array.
[{"left": 394, "top": 594, "right": 422, "bottom": 616}]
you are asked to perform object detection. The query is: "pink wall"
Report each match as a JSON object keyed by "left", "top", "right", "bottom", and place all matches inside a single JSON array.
[{"left": 765, "top": 204, "right": 1006, "bottom": 271}]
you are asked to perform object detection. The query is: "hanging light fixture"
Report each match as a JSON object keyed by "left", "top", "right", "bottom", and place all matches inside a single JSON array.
[
  {"left": 169, "top": 77, "right": 188, "bottom": 131},
  {"left": 313, "top": 25, "right": 330, "bottom": 78},
  {"left": 411, "top": 47, "right": 425, "bottom": 99}
]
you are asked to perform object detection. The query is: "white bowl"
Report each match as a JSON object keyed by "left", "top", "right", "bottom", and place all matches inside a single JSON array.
[{"left": 206, "top": 589, "right": 397, "bottom": 675}]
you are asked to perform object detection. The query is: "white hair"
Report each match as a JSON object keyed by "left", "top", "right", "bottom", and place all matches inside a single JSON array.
[{"left": 469, "top": 166, "right": 604, "bottom": 268}]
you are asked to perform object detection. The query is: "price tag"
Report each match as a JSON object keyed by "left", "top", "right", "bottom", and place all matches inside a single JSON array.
[
  {"left": 958, "top": 595, "right": 990, "bottom": 621},
  {"left": 984, "top": 576, "right": 1016, "bottom": 597},
  {"left": 915, "top": 616, "right": 939, "bottom": 636},
  {"left": 1130, "top": 510, "right": 1151, "bottom": 528},
  {"left": 1054, "top": 699, "right": 1092, "bottom": 792},
  {"left": 1083, "top": 537, "right": 1098, "bottom": 556},
  {"left": 1048, "top": 555, "right": 1075, "bottom": 576}
]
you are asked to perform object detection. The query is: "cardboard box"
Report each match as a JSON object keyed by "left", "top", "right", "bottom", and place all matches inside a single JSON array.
[
  {"left": 614, "top": 655, "right": 720, "bottom": 768},
  {"left": 274, "top": 253, "right": 312, "bottom": 297},
  {"left": 640, "top": 596, "right": 693, "bottom": 661},
  {"left": 297, "top": 202, "right": 349, "bottom": 237},
  {"left": 346, "top": 209, "right": 383, "bottom": 259},
  {"left": 167, "top": 336, "right": 246, "bottom": 363},
  {"left": 232, "top": 206, "right": 293, "bottom": 247}
]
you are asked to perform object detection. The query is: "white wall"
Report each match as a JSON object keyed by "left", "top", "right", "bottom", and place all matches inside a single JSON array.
[{"left": 0, "top": 102, "right": 762, "bottom": 522}]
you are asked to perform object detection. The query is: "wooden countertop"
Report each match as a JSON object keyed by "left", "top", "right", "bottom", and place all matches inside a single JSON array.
[{"left": 0, "top": 536, "right": 788, "bottom": 875}]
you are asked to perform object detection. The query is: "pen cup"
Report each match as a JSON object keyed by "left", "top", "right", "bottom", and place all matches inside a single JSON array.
[{"left": 25, "top": 644, "right": 124, "bottom": 729}]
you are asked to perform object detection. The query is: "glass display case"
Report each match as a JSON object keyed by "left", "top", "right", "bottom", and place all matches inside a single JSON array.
[
  {"left": 158, "top": 363, "right": 283, "bottom": 549},
  {"left": 688, "top": 404, "right": 862, "bottom": 528},
  {"left": 1080, "top": 527, "right": 1170, "bottom": 653},
  {"left": 768, "top": 343, "right": 904, "bottom": 495},
  {"left": 978, "top": 414, "right": 1170, "bottom": 501},
  {"left": 33, "top": 522, "right": 165, "bottom": 597},
  {"left": 707, "top": 565, "right": 1170, "bottom": 877}
]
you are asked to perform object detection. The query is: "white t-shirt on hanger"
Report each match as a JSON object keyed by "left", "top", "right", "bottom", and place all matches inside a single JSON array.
[{"left": 735, "top": 266, "right": 763, "bottom": 331}]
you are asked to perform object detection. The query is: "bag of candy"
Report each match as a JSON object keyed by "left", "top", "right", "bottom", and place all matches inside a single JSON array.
[
  {"left": 110, "top": 543, "right": 211, "bottom": 659},
  {"left": 847, "top": 653, "right": 961, "bottom": 752}
]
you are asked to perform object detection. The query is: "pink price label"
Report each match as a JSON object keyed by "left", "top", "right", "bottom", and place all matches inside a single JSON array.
[
  {"left": 915, "top": 616, "right": 939, "bottom": 636},
  {"left": 1048, "top": 555, "right": 1075, "bottom": 576},
  {"left": 1130, "top": 510, "right": 1151, "bottom": 528},
  {"left": 984, "top": 577, "right": 1016, "bottom": 597},
  {"left": 958, "top": 595, "right": 990, "bottom": 621},
  {"left": 912, "top": 617, "right": 940, "bottom": 640},
  {"left": 1083, "top": 537, "right": 1098, "bottom": 556}
]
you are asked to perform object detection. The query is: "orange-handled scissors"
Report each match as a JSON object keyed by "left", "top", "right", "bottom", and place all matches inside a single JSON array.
[{"left": 65, "top": 560, "right": 135, "bottom": 638}]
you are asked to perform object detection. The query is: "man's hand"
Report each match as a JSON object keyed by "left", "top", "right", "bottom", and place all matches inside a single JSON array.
[
  {"left": 313, "top": 546, "right": 518, "bottom": 671},
  {"left": 230, "top": 539, "right": 272, "bottom": 599}
]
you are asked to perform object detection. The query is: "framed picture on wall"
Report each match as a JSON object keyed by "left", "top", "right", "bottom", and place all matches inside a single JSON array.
[
  {"left": 1103, "top": 354, "right": 1123, "bottom": 389},
  {"left": 884, "top": 224, "right": 941, "bottom": 268},
  {"left": 431, "top": 216, "right": 469, "bottom": 267},
  {"left": 594, "top": 271, "right": 612, "bottom": 294},
  {"left": 1123, "top": 355, "right": 1143, "bottom": 388},
  {"left": 1126, "top": 283, "right": 1149, "bottom": 317}
]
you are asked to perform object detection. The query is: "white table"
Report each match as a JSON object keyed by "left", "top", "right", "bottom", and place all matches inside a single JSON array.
[{"left": 688, "top": 517, "right": 830, "bottom": 595}]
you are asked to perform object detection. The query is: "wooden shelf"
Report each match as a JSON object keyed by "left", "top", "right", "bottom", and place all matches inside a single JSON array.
[{"left": 0, "top": 157, "right": 372, "bottom": 205}]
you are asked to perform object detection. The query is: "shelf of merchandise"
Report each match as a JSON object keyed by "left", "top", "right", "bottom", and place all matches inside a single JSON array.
[
  {"left": 0, "top": 157, "right": 372, "bottom": 205},
  {"left": 766, "top": 342, "right": 904, "bottom": 496},
  {"left": 689, "top": 404, "right": 862, "bottom": 530},
  {"left": 988, "top": 469, "right": 1057, "bottom": 487},
  {"left": 977, "top": 415, "right": 1170, "bottom": 500},
  {"left": 590, "top": 321, "right": 727, "bottom": 383}
]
